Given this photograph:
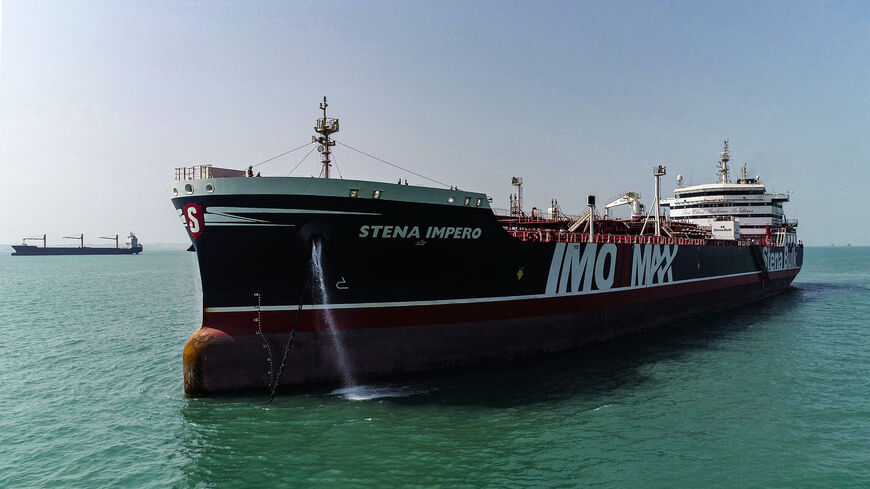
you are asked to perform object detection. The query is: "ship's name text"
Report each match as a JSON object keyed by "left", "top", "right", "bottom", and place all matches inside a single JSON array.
[{"left": 358, "top": 225, "right": 482, "bottom": 240}]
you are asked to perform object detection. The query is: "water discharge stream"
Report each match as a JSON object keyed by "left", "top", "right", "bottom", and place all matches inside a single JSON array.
[{"left": 311, "top": 240, "right": 357, "bottom": 388}]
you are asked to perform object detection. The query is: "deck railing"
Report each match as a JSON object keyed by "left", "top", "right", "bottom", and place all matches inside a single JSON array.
[
  {"left": 506, "top": 230, "right": 796, "bottom": 247},
  {"left": 174, "top": 165, "right": 212, "bottom": 180},
  {"left": 174, "top": 165, "right": 246, "bottom": 180}
]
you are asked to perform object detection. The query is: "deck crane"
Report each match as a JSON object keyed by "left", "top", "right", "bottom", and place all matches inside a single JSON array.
[
  {"left": 604, "top": 192, "right": 644, "bottom": 218},
  {"left": 63, "top": 234, "right": 84, "bottom": 248},
  {"left": 99, "top": 234, "right": 119, "bottom": 248},
  {"left": 22, "top": 234, "right": 46, "bottom": 248}
]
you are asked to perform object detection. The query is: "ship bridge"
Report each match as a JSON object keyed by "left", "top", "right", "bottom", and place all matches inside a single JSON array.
[{"left": 660, "top": 142, "right": 794, "bottom": 240}]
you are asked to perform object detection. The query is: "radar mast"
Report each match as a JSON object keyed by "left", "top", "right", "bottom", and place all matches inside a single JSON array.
[
  {"left": 314, "top": 97, "right": 339, "bottom": 178},
  {"left": 718, "top": 140, "right": 730, "bottom": 184}
]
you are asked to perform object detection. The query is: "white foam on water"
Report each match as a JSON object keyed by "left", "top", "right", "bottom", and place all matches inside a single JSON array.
[{"left": 329, "top": 384, "right": 423, "bottom": 401}]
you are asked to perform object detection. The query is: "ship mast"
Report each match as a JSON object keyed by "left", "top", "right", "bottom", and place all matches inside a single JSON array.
[
  {"left": 314, "top": 97, "right": 339, "bottom": 178},
  {"left": 653, "top": 165, "right": 666, "bottom": 236},
  {"left": 718, "top": 140, "right": 730, "bottom": 184}
]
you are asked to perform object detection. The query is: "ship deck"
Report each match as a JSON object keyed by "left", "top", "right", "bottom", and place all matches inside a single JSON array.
[{"left": 497, "top": 215, "right": 797, "bottom": 248}]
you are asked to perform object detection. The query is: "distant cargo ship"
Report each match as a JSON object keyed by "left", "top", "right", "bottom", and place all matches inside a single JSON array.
[
  {"left": 171, "top": 99, "right": 802, "bottom": 396},
  {"left": 11, "top": 233, "right": 143, "bottom": 256}
]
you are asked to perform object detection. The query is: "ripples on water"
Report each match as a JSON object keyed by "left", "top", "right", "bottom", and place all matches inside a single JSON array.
[{"left": 0, "top": 247, "right": 868, "bottom": 488}]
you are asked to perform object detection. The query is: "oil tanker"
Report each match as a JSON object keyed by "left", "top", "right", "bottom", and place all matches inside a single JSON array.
[
  {"left": 11, "top": 233, "right": 143, "bottom": 256},
  {"left": 171, "top": 100, "right": 802, "bottom": 396}
]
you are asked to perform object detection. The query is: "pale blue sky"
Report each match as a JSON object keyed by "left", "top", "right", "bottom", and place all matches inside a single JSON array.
[{"left": 1, "top": 1, "right": 868, "bottom": 246}]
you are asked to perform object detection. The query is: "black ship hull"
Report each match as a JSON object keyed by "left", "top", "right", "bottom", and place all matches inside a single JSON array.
[
  {"left": 171, "top": 177, "right": 802, "bottom": 395},
  {"left": 11, "top": 245, "right": 143, "bottom": 256}
]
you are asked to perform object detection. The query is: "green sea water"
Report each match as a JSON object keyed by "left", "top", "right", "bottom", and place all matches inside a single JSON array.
[{"left": 1, "top": 247, "right": 868, "bottom": 488}]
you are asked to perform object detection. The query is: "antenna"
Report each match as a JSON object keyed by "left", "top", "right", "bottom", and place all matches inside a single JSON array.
[{"left": 314, "top": 97, "right": 339, "bottom": 178}]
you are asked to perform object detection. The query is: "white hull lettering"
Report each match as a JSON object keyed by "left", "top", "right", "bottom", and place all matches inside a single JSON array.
[
  {"left": 630, "top": 244, "right": 678, "bottom": 287},
  {"left": 183, "top": 203, "right": 203, "bottom": 239},
  {"left": 762, "top": 246, "right": 798, "bottom": 272},
  {"left": 186, "top": 207, "right": 200, "bottom": 234},
  {"left": 359, "top": 225, "right": 481, "bottom": 239},
  {"left": 595, "top": 244, "right": 618, "bottom": 290},
  {"left": 545, "top": 243, "right": 618, "bottom": 294}
]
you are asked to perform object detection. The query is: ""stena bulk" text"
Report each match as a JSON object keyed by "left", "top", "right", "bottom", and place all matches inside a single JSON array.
[{"left": 358, "top": 225, "right": 483, "bottom": 240}]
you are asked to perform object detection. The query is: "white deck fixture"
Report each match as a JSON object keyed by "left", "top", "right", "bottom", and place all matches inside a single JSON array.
[
  {"left": 640, "top": 165, "right": 667, "bottom": 236},
  {"left": 711, "top": 218, "right": 741, "bottom": 240},
  {"left": 510, "top": 177, "right": 524, "bottom": 217}
]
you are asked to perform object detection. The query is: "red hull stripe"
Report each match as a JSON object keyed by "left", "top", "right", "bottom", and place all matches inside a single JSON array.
[{"left": 202, "top": 268, "right": 799, "bottom": 336}]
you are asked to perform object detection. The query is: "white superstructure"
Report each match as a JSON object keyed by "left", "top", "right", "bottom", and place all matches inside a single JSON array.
[
  {"left": 661, "top": 141, "right": 796, "bottom": 241},
  {"left": 126, "top": 233, "right": 139, "bottom": 249}
]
